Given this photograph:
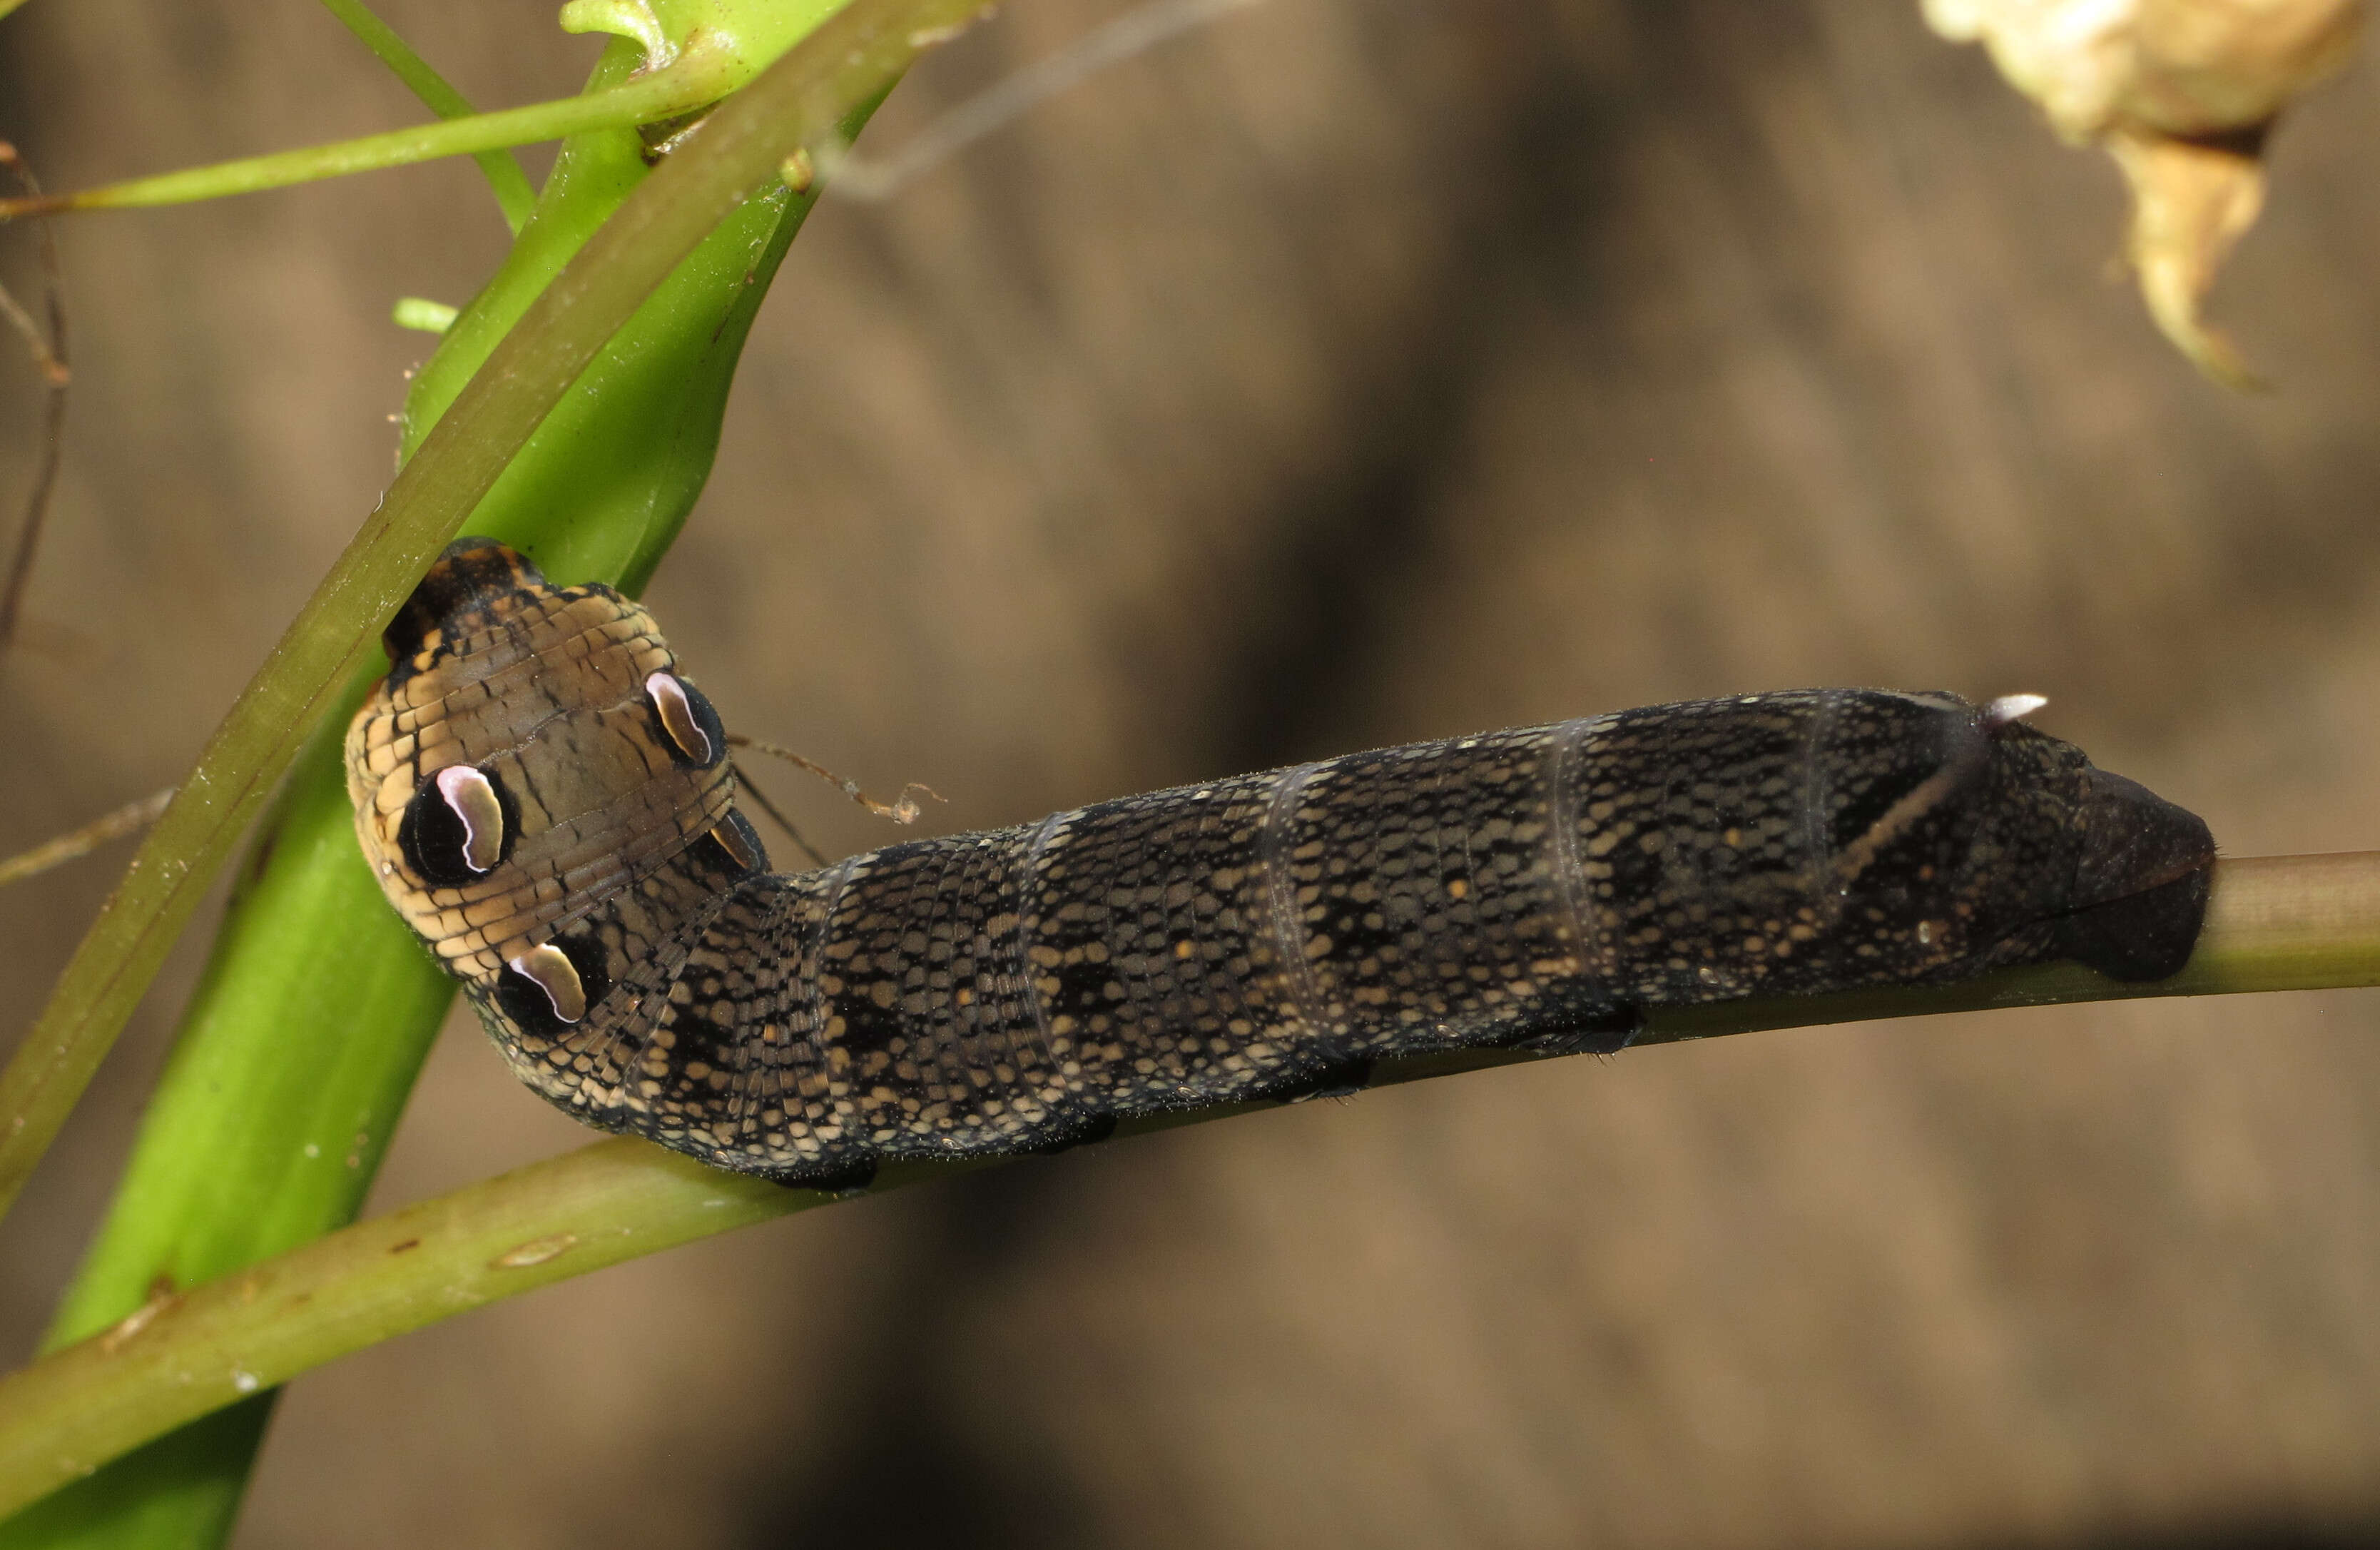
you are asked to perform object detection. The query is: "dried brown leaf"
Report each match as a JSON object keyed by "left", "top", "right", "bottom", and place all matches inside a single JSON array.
[{"left": 1924, "top": 0, "right": 2364, "bottom": 385}]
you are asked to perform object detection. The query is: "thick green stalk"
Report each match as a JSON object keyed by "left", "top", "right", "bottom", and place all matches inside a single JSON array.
[
  {"left": 0, "top": 161, "right": 835, "bottom": 1539},
  {"left": 0, "top": 728, "right": 452, "bottom": 1547},
  {"left": 0, "top": 0, "right": 972, "bottom": 1229},
  {"left": 0, "top": 0, "right": 950, "bottom": 1541},
  {"left": 4, "top": 103, "right": 887, "bottom": 1550},
  {"left": 0, "top": 851, "right": 2374, "bottom": 1520}
]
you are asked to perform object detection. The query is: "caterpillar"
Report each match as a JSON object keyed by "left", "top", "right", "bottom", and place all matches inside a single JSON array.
[{"left": 347, "top": 540, "right": 2217, "bottom": 1189}]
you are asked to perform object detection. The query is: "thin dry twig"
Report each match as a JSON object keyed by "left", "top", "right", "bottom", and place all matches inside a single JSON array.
[
  {"left": 0, "top": 141, "right": 71, "bottom": 653},
  {"left": 0, "top": 789, "right": 175, "bottom": 890}
]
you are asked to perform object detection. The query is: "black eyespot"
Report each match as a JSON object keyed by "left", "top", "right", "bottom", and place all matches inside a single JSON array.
[
  {"left": 397, "top": 764, "right": 517, "bottom": 888},
  {"left": 644, "top": 671, "right": 726, "bottom": 770},
  {"left": 494, "top": 932, "right": 614, "bottom": 1038},
  {"left": 703, "top": 809, "right": 769, "bottom": 876}
]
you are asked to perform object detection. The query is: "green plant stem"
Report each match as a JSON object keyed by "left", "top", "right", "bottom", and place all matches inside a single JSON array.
[
  {"left": 316, "top": 0, "right": 538, "bottom": 232},
  {"left": 0, "top": 849, "right": 2374, "bottom": 1518},
  {"left": 0, "top": 46, "right": 893, "bottom": 1550},
  {"left": 31, "top": 734, "right": 452, "bottom": 1364},
  {"left": 0, "top": 63, "right": 731, "bottom": 217},
  {"left": 0, "top": 711, "right": 452, "bottom": 1549},
  {"left": 0, "top": 0, "right": 856, "bottom": 220},
  {"left": 0, "top": 0, "right": 987, "bottom": 1245}
]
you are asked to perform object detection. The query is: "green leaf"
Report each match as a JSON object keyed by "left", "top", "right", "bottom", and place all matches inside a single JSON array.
[{"left": 0, "top": 0, "right": 977, "bottom": 1539}]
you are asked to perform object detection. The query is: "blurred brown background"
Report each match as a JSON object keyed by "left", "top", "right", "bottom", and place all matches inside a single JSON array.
[{"left": 4, "top": 1, "right": 2380, "bottom": 1546}]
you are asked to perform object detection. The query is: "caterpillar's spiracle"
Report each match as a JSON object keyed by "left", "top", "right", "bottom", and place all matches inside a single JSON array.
[{"left": 347, "top": 540, "right": 2216, "bottom": 1189}]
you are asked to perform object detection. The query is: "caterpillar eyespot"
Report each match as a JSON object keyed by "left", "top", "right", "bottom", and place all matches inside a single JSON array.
[
  {"left": 346, "top": 539, "right": 2218, "bottom": 1186},
  {"left": 644, "top": 670, "right": 723, "bottom": 769},
  {"left": 396, "top": 764, "right": 512, "bottom": 888}
]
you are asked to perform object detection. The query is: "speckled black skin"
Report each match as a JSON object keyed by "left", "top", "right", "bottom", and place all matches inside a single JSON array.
[{"left": 350, "top": 540, "right": 2217, "bottom": 1187}]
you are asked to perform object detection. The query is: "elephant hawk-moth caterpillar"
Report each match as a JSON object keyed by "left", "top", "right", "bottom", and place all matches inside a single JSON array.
[{"left": 347, "top": 540, "right": 2217, "bottom": 1189}]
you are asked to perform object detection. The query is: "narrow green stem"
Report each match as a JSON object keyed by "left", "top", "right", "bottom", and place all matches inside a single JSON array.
[
  {"left": 0, "top": 68, "right": 890, "bottom": 1550},
  {"left": 0, "top": 850, "right": 2371, "bottom": 1517},
  {"left": 0, "top": 0, "right": 992, "bottom": 1225},
  {"left": 0, "top": 62, "right": 726, "bottom": 217},
  {"left": 0, "top": 0, "right": 858, "bottom": 221},
  {"left": 315, "top": 0, "right": 538, "bottom": 232}
]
